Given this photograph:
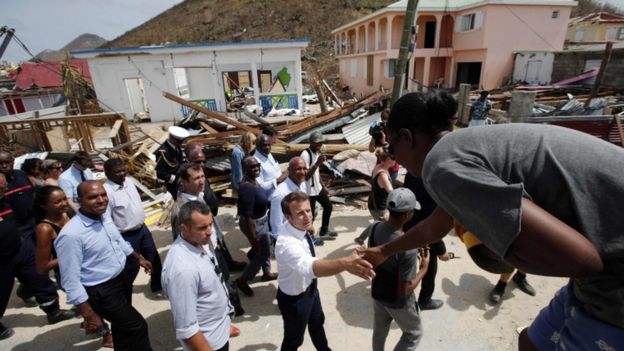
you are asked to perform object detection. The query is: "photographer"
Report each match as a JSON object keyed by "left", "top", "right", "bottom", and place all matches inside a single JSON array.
[{"left": 368, "top": 109, "right": 399, "bottom": 185}]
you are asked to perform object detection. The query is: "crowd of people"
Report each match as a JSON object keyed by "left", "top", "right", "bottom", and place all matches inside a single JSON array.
[{"left": 1, "top": 88, "right": 622, "bottom": 351}]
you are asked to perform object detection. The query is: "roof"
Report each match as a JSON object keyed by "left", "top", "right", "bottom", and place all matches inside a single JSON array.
[
  {"left": 332, "top": 0, "right": 577, "bottom": 33},
  {"left": 11, "top": 60, "right": 91, "bottom": 90},
  {"left": 72, "top": 39, "right": 309, "bottom": 58},
  {"left": 564, "top": 42, "right": 624, "bottom": 52},
  {"left": 569, "top": 12, "right": 624, "bottom": 25},
  {"left": 342, "top": 112, "right": 380, "bottom": 145}
]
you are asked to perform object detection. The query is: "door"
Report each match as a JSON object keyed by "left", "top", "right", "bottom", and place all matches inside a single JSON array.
[
  {"left": 424, "top": 21, "right": 436, "bottom": 49},
  {"left": 124, "top": 78, "right": 149, "bottom": 115},
  {"left": 455, "top": 62, "right": 482, "bottom": 89},
  {"left": 525, "top": 60, "right": 542, "bottom": 84}
]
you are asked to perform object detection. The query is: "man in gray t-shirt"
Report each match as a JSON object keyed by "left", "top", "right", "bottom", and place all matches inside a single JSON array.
[{"left": 423, "top": 123, "right": 624, "bottom": 332}]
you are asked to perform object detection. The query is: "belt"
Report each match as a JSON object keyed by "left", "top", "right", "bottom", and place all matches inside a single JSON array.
[{"left": 120, "top": 224, "right": 144, "bottom": 237}]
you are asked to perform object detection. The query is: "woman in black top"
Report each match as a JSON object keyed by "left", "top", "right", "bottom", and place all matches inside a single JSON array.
[
  {"left": 34, "top": 186, "right": 113, "bottom": 348},
  {"left": 235, "top": 156, "right": 277, "bottom": 296}
]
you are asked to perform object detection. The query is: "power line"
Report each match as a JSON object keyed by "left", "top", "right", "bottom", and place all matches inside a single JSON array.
[{"left": 504, "top": 5, "right": 559, "bottom": 52}]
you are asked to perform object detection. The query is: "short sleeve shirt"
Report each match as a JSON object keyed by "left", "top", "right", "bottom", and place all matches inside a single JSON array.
[
  {"left": 422, "top": 123, "right": 624, "bottom": 328},
  {"left": 470, "top": 98, "right": 492, "bottom": 120}
]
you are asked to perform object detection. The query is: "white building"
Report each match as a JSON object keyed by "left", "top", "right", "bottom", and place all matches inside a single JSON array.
[{"left": 72, "top": 40, "right": 309, "bottom": 122}]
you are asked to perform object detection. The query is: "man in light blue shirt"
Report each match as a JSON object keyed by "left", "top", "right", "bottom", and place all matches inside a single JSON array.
[
  {"left": 162, "top": 201, "right": 232, "bottom": 351},
  {"left": 58, "top": 151, "right": 94, "bottom": 214},
  {"left": 55, "top": 180, "right": 153, "bottom": 351}
]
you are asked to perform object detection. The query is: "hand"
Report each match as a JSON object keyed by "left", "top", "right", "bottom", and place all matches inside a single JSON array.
[
  {"left": 438, "top": 252, "right": 451, "bottom": 262},
  {"left": 357, "top": 245, "right": 389, "bottom": 268},
  {"left": 321, "top": 187, "right": 329, "bottom": 196},
  {"left": 139, "top": 258, "right": 153, "bottom": 274},
  {"left": 418, "top": 247, "right": 430, "bottom": 271},
  {"left": 344, "top": 249, "right": 375, "bottom": 280},
  {"left": 82, "top": 312, "right": 103, "bottom": 334},
  {"left": 316, "top": 155, "right": 327, "bottom": 166}
]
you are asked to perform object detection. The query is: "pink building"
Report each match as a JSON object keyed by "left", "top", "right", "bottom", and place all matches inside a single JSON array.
[{"left": 332, "top": 0, "right": 575, "bottom": 96}]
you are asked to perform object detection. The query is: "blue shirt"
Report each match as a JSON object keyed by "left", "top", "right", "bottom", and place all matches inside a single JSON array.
[
  {"left": 55, "top": 210, "right": 134, "bottom": 305},
  {"left": 161, "top": 237, "right": 231, "bottom": 349},
  {"left": 59, "top": 165, "right": 94, "bottom": 203},
  {"left": 470, "top": 98, "right": 492, "bottom": 120},
  {"left": 230, "top": 145, "right": 245, "bottom": 191}
]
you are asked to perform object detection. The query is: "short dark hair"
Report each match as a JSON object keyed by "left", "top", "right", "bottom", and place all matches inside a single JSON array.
[
  {"left": 388, "top": 91, "right": 458, "bottom": 138},
  {"left": 104, "top": 158, "right": 125, "bottom": 175},
  {"left": 72, "top": 151, "right": 90, "bottom": 163},
  {"left": 34, "top": 185, "right": 64, "bottom": 222},
  {"left": 21, "top": 158, "right": 42, "bottom": 176},
  {"left": 77, "top": 180, "right": 100, "bottom": 199},
  {"left": 178, "top": 163, "right": 203, "bottom": 181},
  {"left": 262, "top": 126, "right": 278, "bottom": 137},
  {"left": 281, "top": 191, "right": 309, "bottom": 216},
  {"left": 178, "top": 200, "right": 212, "bottom": 227}
]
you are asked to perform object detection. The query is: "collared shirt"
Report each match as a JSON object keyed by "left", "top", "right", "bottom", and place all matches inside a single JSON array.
[
  {"left": 103, "top": 178, "right": 145, "bottom": 232},
  {"left": 300, "top": 148, "right": 322, "bottom": 196},
  {"left": 253, "top": 150, "right": 281, "bottom": 196},
  {"left": 172, "top": 193, "right": 218, "bottom": 248},
  {"left": 59, "top": 165, "right": 94, "bottom": 203},
  {"left": 275, "top": 222, "right": 318, "bottom": 296},
  {"left": 55, "top": 210, "right": 133, "bottom": 305},
  {"left": 269, "top": 177, "right": 307, "bottom": 237},
  {"left": 162, "top": 237, "right": 231, "bottom": 349}
]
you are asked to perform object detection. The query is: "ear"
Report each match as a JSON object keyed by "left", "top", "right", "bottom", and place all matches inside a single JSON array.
[
  {"left": 398, "top": 128, "right": 413, "bottom": 147},
  {"left": 179, "top": 223, "right": 187, "bottom": 236}
]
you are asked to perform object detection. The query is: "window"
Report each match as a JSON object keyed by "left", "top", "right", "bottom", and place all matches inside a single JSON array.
[
  {"left": 618, "top": 28, "right": 624, "bottom": 40},
  {"left": 552, "top": 10, "right": 560, "bottom": 19},
  {"left": 386, "top": 59, "right": 397, "bottom": 79},
  {"left": 350, "top": 59, "right": 358, "bottom": 78},
  {"left": 574, "top": 30, "right": 584, "bottom": 41},
  {"left": 456, "top": 12, "right": 483, "bottom": 32}
]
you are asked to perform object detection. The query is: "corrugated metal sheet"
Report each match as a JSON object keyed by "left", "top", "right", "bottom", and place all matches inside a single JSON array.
[
  {"left": 342, "top": 112, "right": 380, "bottom": 145},
  {"left": 206, "top": 155, "right": 231, "bottom": 172}
]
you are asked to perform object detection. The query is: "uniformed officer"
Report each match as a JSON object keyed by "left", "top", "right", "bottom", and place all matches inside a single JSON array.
[{"left": 154, "top": 126, "right": 189, "bottom": 200}]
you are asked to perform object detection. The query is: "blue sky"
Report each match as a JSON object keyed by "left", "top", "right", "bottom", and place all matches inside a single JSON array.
[
  {"left": 1, "top": 0, "right": 183, "bottom": 63},
  {"left": 1, "top": 0, "right": 623, "bottom": 64}
]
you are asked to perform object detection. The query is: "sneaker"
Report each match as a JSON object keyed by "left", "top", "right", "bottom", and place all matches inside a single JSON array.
[
  {"left": 320, "top": 229, "right": 338, "bottom": 240},
  {"left": 312, "top": 237, "right": 324, "bottom": 246},
  {"left": 236, "top": 278, "right": 254, "bottom": 297},
  {"left": 419, "top": 299, "right": 444, "bottom": 310},
  {"left": 354, "top": 237, "right": 365, "bottom": 246},
  {"left": 0, "top": 323, "right": 14, "bottom": 340},
  {"left": 46, "top": 308, "right": 77, "bottom": 324},
  {"left": 512, "top": 273, "right": 536, "bottom": 296}
]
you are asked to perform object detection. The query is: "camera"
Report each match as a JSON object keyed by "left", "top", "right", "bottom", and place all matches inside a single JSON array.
[{"left": 369, "top": 120, "right": 387, "bottom": 147}]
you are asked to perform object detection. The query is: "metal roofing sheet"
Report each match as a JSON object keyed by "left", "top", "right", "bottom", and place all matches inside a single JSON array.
[{"left": 342, "top": 112, "right": 380, "bottom": 145}]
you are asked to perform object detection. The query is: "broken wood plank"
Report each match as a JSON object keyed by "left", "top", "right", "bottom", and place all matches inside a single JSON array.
[
  {"left": 163, "top": 92, "right": 261, "bottom": 135},
  {"left": 199, "top": 121, "right": 219, "bottom": 134},
  {"left": 108, "top": 119, "right": 124, "bottom": 139}
]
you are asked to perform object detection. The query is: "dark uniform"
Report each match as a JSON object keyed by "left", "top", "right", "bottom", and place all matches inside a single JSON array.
[
  {"left": 154, "top": 141, "right": 185, "bottom": 200},
  {"left": 0, "top": 197, "right": 66, "bottom": 326},
  {"left": 4, "top": 169, "right": 36, "bottom": 240}
]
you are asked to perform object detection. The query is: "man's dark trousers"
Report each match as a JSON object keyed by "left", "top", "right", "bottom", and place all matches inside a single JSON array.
[
  {"left": 309, "top": 191, "right": 332, "bottom": 232},
  {"left": 85, "top": 273, "right": 152, "bottom": 351},
  {"left": 277, "top": 282, "right": 331, "bottom": 351},
  {"left": 121, "top": 224, "right": 163, "bottom": 297},
  {"left": 0, "top": 238, "right": 59, "bottom": 318}
]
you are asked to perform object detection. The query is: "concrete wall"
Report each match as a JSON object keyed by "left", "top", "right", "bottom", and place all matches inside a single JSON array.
[
  {"left": 551, "top": 48, "right": 624, "bottom": 87},
  {"left": 82, "top": 45, "right": 305, "bottom": 122}
]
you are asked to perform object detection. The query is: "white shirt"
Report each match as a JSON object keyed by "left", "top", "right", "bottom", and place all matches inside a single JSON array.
[
  {"left": 253, "top": 150, "right": 281, "bottom": 196},
  {"left": 269, "top": 177, "right": 307, "bottom": 237},
  {"left": 58, "top": 165, "right": 94, "bottom": 203},
  {"left": 275, "top": 222, "right": 318, "bottom": 296},
  {"left": 103, "top": 178, "right": 145, "bottom": 232},
  {"left": 300, "top": 149, "right": 322, "bottom": 196},
  {"left": 161, "top": 237, "right": 231, "bottom": 350}
]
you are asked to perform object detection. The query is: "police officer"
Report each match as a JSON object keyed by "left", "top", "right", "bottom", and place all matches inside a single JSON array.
[{"left": 154, "top": 126, "right": 189, "bottom": 200}]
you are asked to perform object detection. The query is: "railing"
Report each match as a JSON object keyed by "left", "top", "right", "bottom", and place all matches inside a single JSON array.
[
  {"left": 181, "top": 99, "right": 217, "bottom": 117},
  {"left": 259, "top": 94, "right": 298, "bottom": 115}
]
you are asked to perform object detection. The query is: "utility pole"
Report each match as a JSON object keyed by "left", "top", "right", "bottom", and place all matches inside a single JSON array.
[
  {"left": 585, "top": 41, "right": 613, "bottom": 108},
  {"left": 390, "top": 0, "right": 419, "bottom": 107}
]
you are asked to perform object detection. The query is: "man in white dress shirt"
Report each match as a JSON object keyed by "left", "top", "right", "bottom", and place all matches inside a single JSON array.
[
  {"left": 103, "top": 158, "right": 162, "bottom": 295},
  {"left": 162, "top": 201, "right": 232, "bottom": 351},
  {"left": 269, "top": 157, "right": 308, "bottom": 238},
  {"left": 253, "top": 134, "right": 287, "bottom": 196},
  {"left": 275, "top": 191, "right": 375, "bottom": 350}
]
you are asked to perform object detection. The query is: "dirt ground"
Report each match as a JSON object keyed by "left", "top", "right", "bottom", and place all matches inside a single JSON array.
[{"left": 2, "top": 206, "right": 567, "bottom": 351}]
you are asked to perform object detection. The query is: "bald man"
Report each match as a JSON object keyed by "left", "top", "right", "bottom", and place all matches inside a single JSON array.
[{"left": 269, "top": 157, "right": 309, "bottom": 238}]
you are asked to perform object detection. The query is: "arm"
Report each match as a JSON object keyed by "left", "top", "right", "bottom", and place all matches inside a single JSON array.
[
  {"left": 77, "top": 301, "right": 104, "bottom": 334},
  {"left": 35, "top": 224, "right": 58, "bottom": 273},
  {"left": 59, "top": 177, "right": 79, "bottom": 213},
  {"left": 503, "top": 198, "right": 603, "bottom": 277},
  {"left": 368, "top": 137, "right": 376, "bottom": 153},
  {"left": 231, "top": 150, "right": 243, "bottom": 191},
  {"left": 398, "top": 248, "right": 430, "bottom": 298},
  {"left": 269, "top": 195, "right": 283, "bottom": 236},
  {"left": 312, "top": 249, "right": 375, "bottom": 280},
  {"left": 130, "top": 251, "right": 152, "bottom": 274},
  {"left": 55, "top": 234, "right": 89, "bottom": 305},
  {"left": 183, "top": 332, "right": 213, "bottom": 351},
  {"left": 378, "top": 171, "right": 393, "bottom": 193}
]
